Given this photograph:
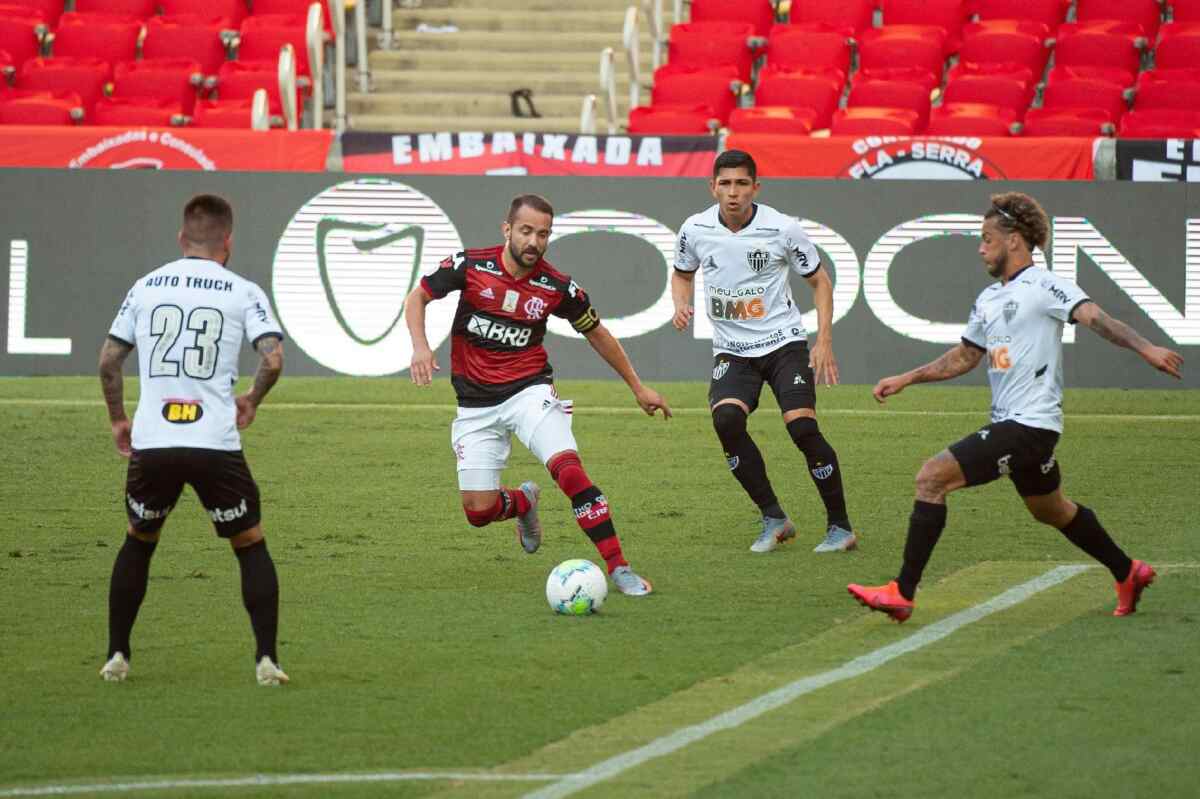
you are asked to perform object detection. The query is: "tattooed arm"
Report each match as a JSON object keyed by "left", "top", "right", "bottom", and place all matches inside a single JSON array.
[
  {"left": 236, "top": 335, "right": 284, "bottom": 429},
  {"left": 98, "top": 336, "right": 134, "bottom": 456},
  {"left": 1072, "top": 301, "right": 1183, "bottom": 379},
  {"left": 873, "top": 342, "right": 986, "bottom": 404}
]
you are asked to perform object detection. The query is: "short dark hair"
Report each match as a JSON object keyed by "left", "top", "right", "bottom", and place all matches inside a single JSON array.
[
  {"left": 182, "top": 194, "right": 233, "bottom": 248},
  {"left": 507, "top": 193, "right": 555, "bottom": 223},
  {"left": 712, "top": 149, "right": 757, "bottom": 180},
  {"left": 986, "top": 192, "right": 1050, "bottom": 251}
]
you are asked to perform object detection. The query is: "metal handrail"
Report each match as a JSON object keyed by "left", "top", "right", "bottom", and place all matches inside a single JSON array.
[
  {"left": 600, "top": 46, "right": 618, "bottom": 134},
  {"left": 622, "top": 5, "right": 641, "bottom": 111},
  {"left": 331, "top": 0, "right": 347, "bottom": 131},
  {"left": 580, "top": 94, "right": 598, "bottom": 134},
  {"left": 278, "top": 43, "right": 299, "bottom": 130},
  {"left": 306, "top": 2, "right": 324, "bottom": 129}
]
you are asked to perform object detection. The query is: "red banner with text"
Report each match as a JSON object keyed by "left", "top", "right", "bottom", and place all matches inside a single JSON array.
[
  {"left": 725, "top": 133, "right": 1097, "bottom": 180},
  {"left": 0, "top": 126, "right": 334, "bottom": 171}
]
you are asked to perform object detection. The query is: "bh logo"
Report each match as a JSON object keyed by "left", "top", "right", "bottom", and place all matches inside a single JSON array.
[{"left": 271, "top": 179, "right": 464, "bottom": 376}]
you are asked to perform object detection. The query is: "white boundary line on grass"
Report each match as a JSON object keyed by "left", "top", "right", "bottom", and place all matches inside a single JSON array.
[
  {"left": 0, "top": 398, "right": 1195, "bottom": 422},
  {"left": 0, "top": 771, "right": 566, "bottom": 798},
  {"left": 522, "top": 564, "right": 1093, "bottom": 799}
]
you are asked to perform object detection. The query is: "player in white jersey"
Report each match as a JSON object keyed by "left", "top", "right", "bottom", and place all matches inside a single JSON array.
[
  {"left": 96, "top": 195, "right": 289, "bottom": 685},
  {"left": 848, "top": 192, "right": 1184, "bottom": 623},
  {"left": 672, "top": 149, "right": 857, "bottom": 554}
]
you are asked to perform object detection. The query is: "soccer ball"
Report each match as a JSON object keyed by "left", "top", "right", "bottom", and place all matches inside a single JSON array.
[{"left": 546, "top": 559, "right": 608, "bottom": 615}]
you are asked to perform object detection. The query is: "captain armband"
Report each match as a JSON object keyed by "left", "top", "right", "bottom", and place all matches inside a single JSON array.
[{"left": 571, "top": 308, "right": 600, "bottom": 333}]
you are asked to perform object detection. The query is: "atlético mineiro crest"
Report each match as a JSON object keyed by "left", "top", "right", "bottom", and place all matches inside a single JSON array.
[
  {"left": 746, "top": 248, "right": 770, "bottom": 273},
  {"left": 1003, "top": 300, "right": 1019, "bottom": 325},
  {"left": 713, "top": 360, "right": 729, "bottom": 380}
]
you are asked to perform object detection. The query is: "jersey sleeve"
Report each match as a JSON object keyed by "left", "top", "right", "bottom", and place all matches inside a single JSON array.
[
  {"left": 243, "top": 282, "right": 284, "bottom": 346},
  {"left": 784, "top": 218, "right": 821, "bottom": 278},
  {"left": 553, "top": 278, "right": 601, "bottom": 334},
  {"left": 107, "top": 285, "right": 138, "bottom": 347},
  {"left": 1040, "top": 273, "right": 1091, "bottom": 323},
  {"left": 674, "top": 221, "right": 700, "bottom": 273},
  {"left": 420, "top": 252, "right": 469, "bottom": 299},
  {"left": 962, "top": 302, "right": 986, "bottom": 350}
]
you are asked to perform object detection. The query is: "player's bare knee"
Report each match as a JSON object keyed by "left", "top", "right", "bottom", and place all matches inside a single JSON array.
[
  {"left": 128, "top": 527, "right": 161, "bottom": 543},
  {"left": 229, "top": 525, "right": 264, "bottom": 549},
  {"left": 462, "top": 492, "right": 500, "bottom": 527},
  {"left": 1030, "top": 498, "right": 1075, "bottom": 528},
  {"left": 914, "top": 461, "right": 950, "bottom": 501}
]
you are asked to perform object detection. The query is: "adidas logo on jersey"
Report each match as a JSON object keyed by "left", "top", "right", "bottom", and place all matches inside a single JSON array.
[
  {"left": 467, "top": 314, "right": 532, "bottom": 347},
  {"left": 480, "top": 287, "right": 495, "bottom": 299},
  {"left": 208, "top": 498, "right": 249, "bottom": 524}
]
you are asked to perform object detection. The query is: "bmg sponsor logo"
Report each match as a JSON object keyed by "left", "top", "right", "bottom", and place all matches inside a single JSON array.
[{"left": 162, "top": 400, "right": 203, "bottom": 424}]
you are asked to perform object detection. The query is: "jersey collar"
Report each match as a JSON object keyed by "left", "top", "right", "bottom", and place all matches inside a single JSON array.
[
  {"left": 718, "top": 203, "right": 757, "bottom": 233},
  {"left": 1003, "top": 264, "right": 1035, "bottom": 285}
]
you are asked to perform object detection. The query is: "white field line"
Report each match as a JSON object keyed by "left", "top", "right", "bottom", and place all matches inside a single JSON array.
[
  {"left": 522, "top": 564, "right": 1093, "bottom": 799},
  {"left": 0, "top": 398, "right": 1195, "bottom": 422},
  {"left": 0, "top": 771, "right": 565, "bottom": 798}
]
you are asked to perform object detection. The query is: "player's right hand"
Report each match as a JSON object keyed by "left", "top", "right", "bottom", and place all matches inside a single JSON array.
[
  {"left": 410, "top": 346, "right": 439, "bottom": 385},
  {"left": 872, "top": 375, "right": 908, "bottom": 404},
  {"left": 671, "top": 305, "right": 694, "bottom": 331},
  {"left": 111, "top": 418, "right": 132, "bottom": 458},
  {"left": 1143, "top": 345, "right": 1184, "bottom": 379}
]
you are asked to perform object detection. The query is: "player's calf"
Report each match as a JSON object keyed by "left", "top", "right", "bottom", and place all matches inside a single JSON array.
[{"left": 548, "top": 451, "right": 633, "bottom": 577}]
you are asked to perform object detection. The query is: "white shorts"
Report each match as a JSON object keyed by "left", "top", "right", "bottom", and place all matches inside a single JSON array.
[{"left": 451, "top": 383, "right": 577, "bottom": 491}]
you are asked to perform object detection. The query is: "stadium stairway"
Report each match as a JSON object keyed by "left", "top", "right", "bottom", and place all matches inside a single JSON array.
[{"left": 352, "top": 0, "right": 655, "bottom": 132}]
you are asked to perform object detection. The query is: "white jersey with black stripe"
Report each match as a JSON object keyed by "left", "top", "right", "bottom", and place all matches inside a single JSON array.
[
  {"left": 961, "top": 265, "right": 1090, "bottom": 434},
  {"left": 677, "top": 202, "right": 821, "bottom": 359},
  {"left": 108, "top": 257, "right": 283, "bottom": 451}
]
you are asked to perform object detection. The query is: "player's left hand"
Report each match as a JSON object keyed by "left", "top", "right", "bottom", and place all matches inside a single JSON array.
[
  {"left": 1142, "top": 345, "right": 1184, "bottom": 379},
  {"left": 111, "top": 418, "right": 132, "bottom": 458},
  {"left": 235, "top": 394, "right": 258, "bottom": 429},
  {"left": 634, "top": 386, "right": 672, "bottom": 420},
  {"left": 810, "top": 337, "right": 840, "bottom": 386}
]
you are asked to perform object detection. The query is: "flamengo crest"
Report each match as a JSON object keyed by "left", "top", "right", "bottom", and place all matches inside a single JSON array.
[{"left": 746, "top": 248, "right": 770, "bottom": 273}]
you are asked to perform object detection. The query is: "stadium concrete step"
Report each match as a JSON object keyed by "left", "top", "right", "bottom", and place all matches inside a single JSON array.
[
  {"left": 348, "top": 112, "right": 584, "bottom": 133},
  {"left": 392, "top": 7, "right": 629, "bottom": 33},
  {"left": 348, "top": 90, "right": 637, "bottom": 118},
  {"left": 368, "top": 48, "right": 638, "bottom": 75},
  {"left": 408, "top": 0, "right": 640, "bottom": 10},
  {"left": 369, "top": 69, "right": 642, "bottom": 95},
  {"left": 369, "top": 29, "right": 655, "bottom": 53}
]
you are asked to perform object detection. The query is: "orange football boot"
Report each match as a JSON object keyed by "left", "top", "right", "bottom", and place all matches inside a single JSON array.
[
  {"left": 847, "top": 580, "right": 913, "bottom": 623},
  {"left": 1113, "top": 560, "right": 1156, "bottom": 617}
]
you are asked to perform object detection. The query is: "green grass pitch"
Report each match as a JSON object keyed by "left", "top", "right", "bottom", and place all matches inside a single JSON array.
[{"left": 1, "top": 377, "right": 1197, "bottom": 798}]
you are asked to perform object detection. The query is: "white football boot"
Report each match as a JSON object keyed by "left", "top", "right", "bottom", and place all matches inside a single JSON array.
[
  {"left": 750, "top": 516, "right": 796, "bottom": 553},
  {"left": 813, "top": 524, "right": 858, "bottom": 553},
  {"left": 515, "top": 481, "right": 542, "bottom": 554},
  {"left": 255, "top": 656, "right": 289, "bottom": 686},
  {"left": 99, "top": 652, "right": 129, "bottom": 682},
  {"left": 611, "top": 565, "right": 653, "bottom": 596}
]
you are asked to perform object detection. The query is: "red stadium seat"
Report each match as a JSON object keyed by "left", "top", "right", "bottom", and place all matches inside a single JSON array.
[
  {"left": 1, "top": 0, "right": 62, "bottom": 26},
  {"left": 727, "top": 105, "right": 817, "bottom": 134},
  {"left": 959, "top": 21, "right": 1051, "bottom": 77},
  {"left": 0, "top": 87, "right": 81, "bottom": 123},
  {"left": 91, "top": 96, "right": 184, "bottom": 126},
  {"left": 17, "top": 56, "right": 107, "bottom": 111},
  {"left": 0, "top": 47, "right": 11, "bottom": 80},
  {"left": 764, "top": 27, "right": 850, "bottom": 82},
  {"left": 252, "top": 0, "right": 332, "bottom": 34},
  {"left": 881, "top": 0, "right": 968, "bottom": 54},
  {"left": 848, "top": 78, "right": 931, "bottom": 129},
  {"left": 1075, "top": 0, "right": 1161, "bottom": 40},
  {"left": 1022, "top": 107, "right": 1113, "bottom": 135},
  {"left": 144, "top": 16, "right": 230, "bottom": 80},
  {"left": 191, "top": 96, "right": 255, "bottom": 127},
  {"left": 788, "top": 0, "right": 874, "bottom": 38},
  {"left": 73, "top": 0, "right": 158, "bottom": 17},
  {"left": 942, "top": 73, "right": 1032, "bottom": 115},
  {"left": 216, "top": 59, "right": 288, "bottom": 113},
  {"left": 858, "top": 28, "right": 946, "bottom": 86},
  {"left": 831, "top": 106, "right": 922, "bottom": 135},
  {"left": 690, "top": 0, "right": 775, "bottom": 37},
  {"left": 0, "top": 9, "right": 47, "bottom": 73},
  {"left": 1039, "top": 75, "right": 1127, "bottom": 123},
  {"left": 1053, "top": 23, "right": 1144, "bottom": 84},
  {"left": 1170, "top": 0, "right": 1200, "bottom": 24},
  {"left": 651, "top": 65, "right": 740, "bottom": 124},
  {"left": 161, "top": 0, "right": 245, "bottom": 26},
  {"left": 1118, "top": 108, "right": 1200, "bottom": 137},
  {"left": 926, "top": 102, "right": 1018, "bottom": 135},
  {"left": 667, "top": 22, "right": 757, "bottom": 81},
  {"left": 113, "top": 58, "right": 203, "bottom": 114},
  {"left": 237, "top": 14, "right": 311, "bottom": 83},
  {"left": 1155, "top": 27, "right": 1200, "bottom": 70},
  {"left": 969, "top": 0, "right": 1068, "bottom": 31},
  {"left": 628, "top": 104, "right": 715, "bottom": 134},
  {"left": 857, "top": 65, "right": 942, "bottom": 92},
  {"left": 50, "top": 13, "right": 141, "bottom": 63},
  {"left": 754, "top": 70, "right": 842, "bottom": 128},
  {"left": 1134, "top": 69, "right": 1200, "bottom": 111}
]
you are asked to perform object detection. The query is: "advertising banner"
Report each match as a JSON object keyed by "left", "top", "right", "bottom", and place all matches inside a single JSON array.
[
  {"left": 725, "top": 134, "right": 1097, "bottom": 180},
  {"left": 1115, "top": 138, "right": 1200, "bottom": 181},
  {"left": 0, "top": 126, "right": 334, "bottom": 171},
  {"left": 341, "top": 131, "right": 717, "bottom": 177},
  {"left": 1, "top": 171, "right": 1196, "bottom": 389}
]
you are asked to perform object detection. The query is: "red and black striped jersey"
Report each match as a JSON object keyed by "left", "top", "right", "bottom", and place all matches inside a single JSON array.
[{"left": 420, "top": 245, "right": 601, "bottom": 407}]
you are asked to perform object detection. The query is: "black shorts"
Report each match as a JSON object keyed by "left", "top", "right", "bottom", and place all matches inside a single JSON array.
[
  {"left": 709, "top": 341, "right": 816, "bottom": 413},
  {"left": 948, "top": 421, "right": 1062, "bottom": 497},
  {"left": 124, "top": 448, "right": 262, "bottom": 537}
]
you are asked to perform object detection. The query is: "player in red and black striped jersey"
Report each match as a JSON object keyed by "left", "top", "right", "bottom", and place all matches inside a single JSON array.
[{"left": 404, "top": 194, "right": 672, "bottom": 597}]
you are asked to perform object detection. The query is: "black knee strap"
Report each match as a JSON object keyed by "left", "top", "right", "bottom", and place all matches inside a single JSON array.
[
  {"left": 786, "top": 417, "right": 819, "bottom": 447},
  {"left": 712, "top": 404, "right": 748, "bottom": 443}
]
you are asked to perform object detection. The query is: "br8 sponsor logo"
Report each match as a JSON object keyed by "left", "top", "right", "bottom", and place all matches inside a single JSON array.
[
  {"left": 710, "top": 298, "right": 766, "bottom": 320},
  {"left": 467, "top": 314, "right": 532, "bottom": 347},
  {"left": 162, "top": 401, "right": 203, "bottom": 423}
]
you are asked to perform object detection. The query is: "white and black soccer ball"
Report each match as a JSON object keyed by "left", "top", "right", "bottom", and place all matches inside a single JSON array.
[{"left": 546, "top": 559, "right": 608, "bottom": 615}]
